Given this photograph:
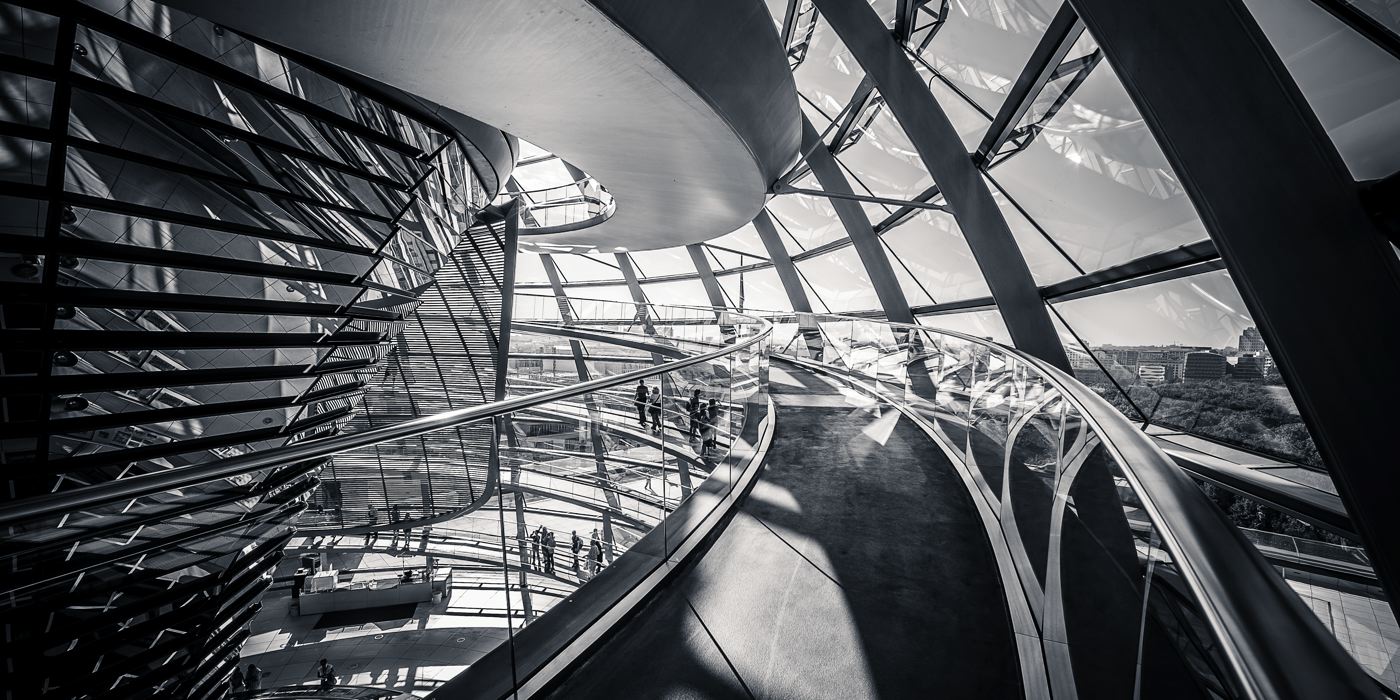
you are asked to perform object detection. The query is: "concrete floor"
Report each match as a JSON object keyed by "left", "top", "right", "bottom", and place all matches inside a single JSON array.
[{"left": 546, "top": 365, "right": 1021, "bottom": 699}]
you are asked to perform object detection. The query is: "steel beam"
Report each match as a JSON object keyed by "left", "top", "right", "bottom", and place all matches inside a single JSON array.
[
  {"left": 614, "top": 253, "right": 662, "bottom": 340},
  {"left": 800, "top": 118, "right": 916, "bottom": 324},
  {"left": 686, "top": 244, "right": 728, "bottom": 314},
  {"left": 975, "top": 3, "right": 1084, "bottom": 164},
  {"left": 1069, "top": 0, "right": 1400, "bottom": 613},
  {"left": 752, "top": 210, "right": 814, "bottom": 313},
  {"left": 811, "top": 0, "right": 1071, "bottom": 370}
]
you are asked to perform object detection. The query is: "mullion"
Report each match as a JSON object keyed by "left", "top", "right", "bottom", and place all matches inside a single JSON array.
[
  {"left": 51, "top": 2, "right": 425, "bottom": 159},
  {"left": 68, "top": 72, "right": 411, "bottom": 192},
  {"left": 34, "top": 14, "right": 78, "bottom": 465},
  {"left": 68, "top": 136, "right": 393, "bottom": 223}
]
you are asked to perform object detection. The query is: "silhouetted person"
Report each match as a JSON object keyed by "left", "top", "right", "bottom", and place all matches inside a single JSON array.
[
  {"left": 648, "top": 387, "right": 662, "bottom": 432},
  {"left": 702, "top": 399, "right": 723, "bottom": 454},
  {"left": 571, "top": 530, "right": 583, "bottom": 570},
  {"left": 229, "top": 666, "right": 245, "bottom": 693},
  {"left": 544, "top": 528, "right": 556, "bottom": 573},
  {"left": 530, "top": 527, "right": 542, "bottom": 569},
  {"left": 317, "top": 658, "right": 337, "bottom": 689},
  {"left": 245, "top": 664, "right": 263, "bottom": 691},
  {"left": 686, "top": 388, "right": 703, "bottom": 440},
  {"left": 587, "top": 536, "right": 602, "bottom": 577},
  {"left": 633, "top": 380, "right": 649, "bottom": 426}
]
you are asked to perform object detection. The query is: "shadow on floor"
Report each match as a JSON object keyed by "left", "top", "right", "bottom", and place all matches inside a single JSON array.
[{"left": 545, "top": 363, "right": 1021, "bottom": 699}]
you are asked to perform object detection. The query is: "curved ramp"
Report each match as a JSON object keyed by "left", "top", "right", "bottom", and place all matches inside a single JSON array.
[
  {"left": 545, "top": 364, "right": 1020, "bottom": 698},
  {"left": 162, "top": 0, "right": 801, "bottom": 251}
]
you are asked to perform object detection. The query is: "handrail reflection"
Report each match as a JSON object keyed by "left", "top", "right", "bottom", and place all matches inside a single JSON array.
[
  {"left": 767, "top": 309, "right": 1377, "bottom": 699},
  {"left": 0, "top": 300, "right": 770, "bottom": 528}
]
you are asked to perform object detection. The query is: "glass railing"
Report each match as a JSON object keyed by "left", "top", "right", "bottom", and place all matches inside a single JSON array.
[
  {"left": 0, "top": 293, "right": 772, "bottom": 696},
  {"left": 1240, "top": 527, "right": 1373, "bottom": 574},
  {"left": 764, "top": 311, "right": 1377, "bottom": 699},
  {"left": 513, "top": 176, "right": 617, "bottom": 234}
]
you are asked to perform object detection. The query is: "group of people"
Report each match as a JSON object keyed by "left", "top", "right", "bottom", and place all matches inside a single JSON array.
[
  {"left": 362, "top": 504, "right": 414, "bottom": 547},
  {"left": 529, "top": 525, "right": 559, "bottom": 573},
  {"left": 632, "top": 381, "right": 724, "bottom": 454},
  {"left": 229, "top": 663, "right": 261, "bottom": 693},
  {"left": 228, "top": 659, "right": 338, "bottom": 693},
  {"left": 528, "top": 525, "right": 608, "bottom": 579}
]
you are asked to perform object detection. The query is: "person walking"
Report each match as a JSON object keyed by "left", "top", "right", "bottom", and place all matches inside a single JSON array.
[
  {"left": 316, "top": 658, "right": 337, "bottom": 689},
  {"left": 530, "top": 527, "right": 542, "bottom": 569},
  {"left": 702, "top": 398, "right": 722, "bottom": 456},
  {"left": 245, "top": 664, "right": 263, "bottom": 691},
  {"left": 591, "top": 531, "right": 605, "bottom": 572},
  {"left": 686, "top": 388, "right": 703, "bottom": 440},
  {"left": 633, "top": 380, "right": 649, "bottom": 427},
  {"left": 399, "top": 508, "right": 413, "bottom": 546},
  {"left": 544, "top": 528, "right": 556, "bottom": 574},
  {"left": 571, "top": 530, "right": 583, "bottom": 570},
  {"left": 647, "top": 387, "right": 663, "bottom": 433}
]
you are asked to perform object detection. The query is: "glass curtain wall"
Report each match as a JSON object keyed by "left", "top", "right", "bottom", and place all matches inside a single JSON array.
[
  {"left": 514, "top": 0, "right": 1399, "bottom": 477},
  {"left": 0, "top": 1, "right": 491, "bottom": 696}
]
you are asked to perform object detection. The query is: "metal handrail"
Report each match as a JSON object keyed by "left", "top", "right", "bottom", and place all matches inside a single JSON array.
[
  {"left": 0, "top": 301, "right": 770, "bottom": 529},
  {"left": 775, "top": 310, "right": 1378, "bottom": 698},
  {"left": 512, "top": 176, "right": 617, "bottom": 234}
]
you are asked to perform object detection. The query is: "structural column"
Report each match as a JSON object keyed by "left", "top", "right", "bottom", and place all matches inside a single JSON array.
[
  {"left": 810, "top": 0, "right": 1070, "bottom": 370},
  {"left": 1068, "top": 0, "right": 1400, "bottom": 608},
  {"left": 686, "top": 244, "right": 729, "bottom": 313},
  {"left": 801, "top": 118, "right": 916, "bottom": 325},
  {"left": 753, "top": 210, "right": 814, "bottom": 313}
]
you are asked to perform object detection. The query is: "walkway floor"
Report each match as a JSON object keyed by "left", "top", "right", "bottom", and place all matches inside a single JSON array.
[{"left": 546, "top": 365, "right": 1021, "bottom": 699}]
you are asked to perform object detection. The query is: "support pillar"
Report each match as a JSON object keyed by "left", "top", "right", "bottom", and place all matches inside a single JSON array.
[
  {"left": 1069, "top": 0, "right": 1400, "bottom": 612},
  {"left": 753, "top": 210, "right": 814, "bottom": 313},
  {"left": 686, "top": 244, "right": 729, "bottom": 314},
  {"left": 811, "top": 0, "right": 1070, "bottom": 370},
  {"left": 800, "top": 118, "right": 916, "bottom": 325}
]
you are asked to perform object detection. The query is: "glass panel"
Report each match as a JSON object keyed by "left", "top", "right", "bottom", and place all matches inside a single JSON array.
[
  {"left": 914, "top": 59, "right": 994, "bottom": 150},
  {"left": 919, "top": 308, "right": 1012, "bottom": 345},
  {"left": 835, "top": 102, "right": 936, "bottom": 205},
  {"left": 915, "top": 0, "right": 1054, "bottom": 116},
  {"left": 0, "top": 5, "right": 59, "bottom": 62},
  {"left": 985, "top": 175, "right": 1082, "bottom": 285},
  {"left": 705, "top": 221, "right": 769, "bottom": 258},
  {"left": 990, "top": 60, "right": 1210, "bottom": 272},
  {"left": 1051, "top": 269, "right": 1321, "bottom": 466},
  {"left": 793, "top": 17, "right": 865, "bottom": 120},
  {"left": 627, "top": 248, "right": 699, "bottom": 278},
  {"left": 639, "top": 278, "right": 710, "bottom": 307},
  {"left": 1244, "top": 0, "right": 1400, "bottom": 179},
  {"left": 795, "top": 244, "right": 880, "bottom": 313},
  {"left": 548, "top": 253, "right": 622, "bottom": 283},
  {"left": 0, "top": 134, "right": 48, "bottom": 184},
  {"left": 765, "top": 178, "right": 850, "bottom": 252},
  {"left": 880, "top": 209, "right": 992, "bottom": 302},
  {"left": 716, "top": 266, "right": 794, "bottom": 313},
  {"left": 0, "top": 71, "right": 55, "bottom": 127},
  {"left": 514, "top": 250, "right": 549, "bottom": 285}
]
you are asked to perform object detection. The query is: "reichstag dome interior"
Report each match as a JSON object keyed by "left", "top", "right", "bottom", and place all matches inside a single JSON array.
[{"left": 1, "top": 0, "right": 1398, "bottom": 698}]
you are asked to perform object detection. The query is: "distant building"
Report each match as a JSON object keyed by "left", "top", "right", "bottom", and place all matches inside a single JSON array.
[
  {"left": 1137, "top": 350, "right": 1188, "bottom": 382},
  {"left": 1235, "top": 354, "right": 1266, "bottom": 382},
  {"left": 1239, "top": 327, "right": 1267, "bottom": 355},
  {"left": 1137, "top": 364, "right": 1167, "bottom": 384},
  {"left": 1066, "top": 346, "right": 1098, "bottom": 370},
  {"left": 1184, "top": 351, "right": 1228, "bottom": 381}
]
